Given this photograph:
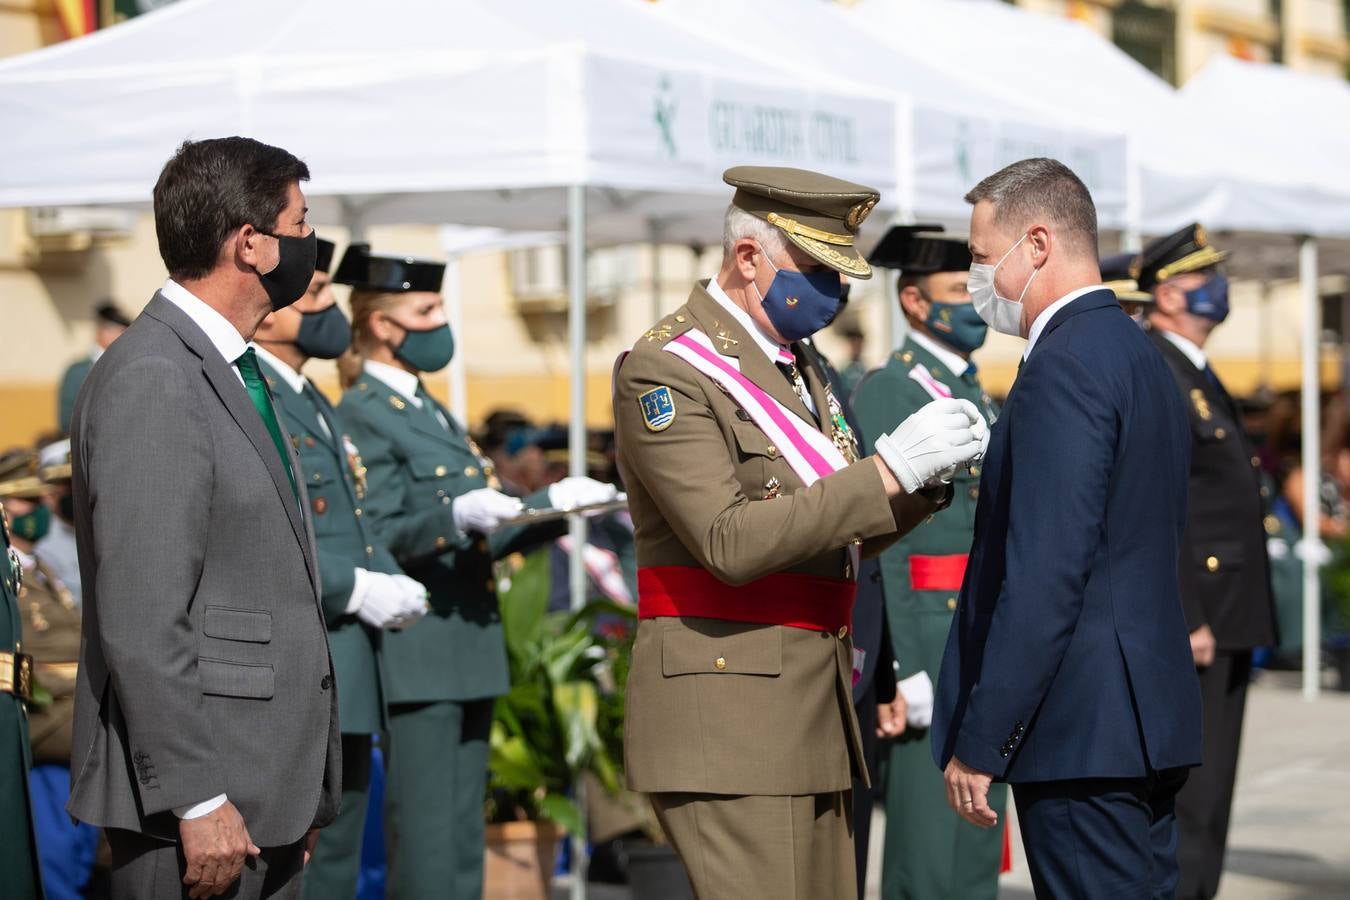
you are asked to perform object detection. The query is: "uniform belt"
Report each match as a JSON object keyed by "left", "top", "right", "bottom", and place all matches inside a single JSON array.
[
  {"left": 637, "top": 566, "right": 855, "bottom": 634},
  {"left": 0, "top": 650, "right": 35, "bottom": 701},
  {"left": 909, "top": 554, "right": 969, "bottom": 592}
]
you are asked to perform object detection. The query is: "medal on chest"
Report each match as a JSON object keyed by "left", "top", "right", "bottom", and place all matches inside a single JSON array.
[
  {"left": 466, "top": 437, "right": 503, "bottom": 491},
  {"left": 342, "top": 436, "right": 368, "bottom": 501},
  {"left": 823, "top": 381, "right": 859, "bottom": 464}
]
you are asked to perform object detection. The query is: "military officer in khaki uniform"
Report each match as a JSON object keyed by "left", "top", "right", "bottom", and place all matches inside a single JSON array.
[
  {"left": 1, "top": 455, "right": 43, "bottom": 900},
  {"left": 615, "top": 167, "right": 989, "bottom": 900},
  {"left": 850, "top": 226, "right": 1006, "bottom": 900},
  {"left": 252, "top": 238, "right": 429, "bottom": 900}
]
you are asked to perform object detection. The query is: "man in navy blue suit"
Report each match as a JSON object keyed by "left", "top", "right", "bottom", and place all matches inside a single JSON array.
[{"left": 932, "top": 158, "right": 1203, "bottom": 898}]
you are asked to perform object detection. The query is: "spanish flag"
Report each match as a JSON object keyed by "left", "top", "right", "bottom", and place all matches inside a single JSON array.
[{"left": 54, "top": 0, "right": 97, "bottom": 39}]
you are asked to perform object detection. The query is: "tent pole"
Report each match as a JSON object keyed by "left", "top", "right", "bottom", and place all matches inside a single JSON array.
[
  {"left": 1300, "top": 236, "right": 1322, "bottom": 701},
  {"left": 566, "top": 183, "right": 590, "bottom": 898},
  {"left": 445, "top": 254, "right": 467, "bottom": 424},
  {"left": 650, "top": 219, "right": 664, "bottom": 324}
]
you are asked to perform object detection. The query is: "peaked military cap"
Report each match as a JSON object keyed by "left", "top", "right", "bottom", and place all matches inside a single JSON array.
[
  {"left": 315, "top": 237, "right": 336, "bottom": 274},
  {"left": 867, "top": 224, "right": 972, "bottom": 274},
  {"left": 723, "top": 166, "right": 880, "bottom": 279},
  {"left": 333, "top": 242, "right": 446, "bottom": 293},
  {"left": 1134, "top": 223, "right": 1228, "bottom": 292},
  {"left": 0, "top": 449, "right": 46, "bottom": 499},
  {"left": 1100, "top": 252, "right": 1152, "bottom": 304},
  {"left": 94, "top": 301, "right": 132, "bottom": 328},
  {"left": 38, "top": 439, "right": 72, "bottom": 483}
]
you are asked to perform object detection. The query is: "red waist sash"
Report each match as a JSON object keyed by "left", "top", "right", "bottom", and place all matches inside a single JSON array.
[
  {"left": 909, "top": 554, "right": 969, "bottom": 592},
  {"left": 638, "top": 566, "right": 856, "bottom": 634}
]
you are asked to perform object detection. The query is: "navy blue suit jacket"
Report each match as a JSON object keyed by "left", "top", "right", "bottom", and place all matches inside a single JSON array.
[{"left": 932, "top": 289, "right": 1202, "bottom": 783}]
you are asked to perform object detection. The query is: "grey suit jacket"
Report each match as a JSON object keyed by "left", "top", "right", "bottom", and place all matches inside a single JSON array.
[{"left": 67, "top": 292, "right": 341, "bottom": 847}]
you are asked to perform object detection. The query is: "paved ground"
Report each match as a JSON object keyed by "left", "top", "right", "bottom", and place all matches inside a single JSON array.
[{"left": 556, "top": 670, "right": 1350, "bottom": 899}]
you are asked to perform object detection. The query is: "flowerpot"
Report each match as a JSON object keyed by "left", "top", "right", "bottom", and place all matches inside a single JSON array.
[
  {"left": 624, "top": 843, "right": 693, "bottom": 900},
  {"left": 484, "top": 820, "right": 560, "bottom": 900}
]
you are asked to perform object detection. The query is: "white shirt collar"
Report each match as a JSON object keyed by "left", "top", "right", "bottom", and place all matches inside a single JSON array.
[
  {"left": 89, "top": 345, "right": 105, "bottom": 364},
  {"left": 1023, "top": 284, "right": 1107, "bottom": 360},
  {"left": 159, "top": 279, "right": 249, "bottom": 366},
  {"left": 363, "top": 359, "right": 423, "bottom": 407},
  {"left": 908, "top": 330, "right": 970, "bottom": 378},
  {"left": 252, "top": 344, "right": 308, "bottom": 394},
  {"left": 1159, "top": 329, "right": 1208, "bottom": 371},
  {"left": 705, "top": 278, "right": 785, "bottom": 363}
]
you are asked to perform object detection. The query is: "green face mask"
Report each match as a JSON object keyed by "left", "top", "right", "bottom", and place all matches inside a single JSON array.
[
  {"left": 9, "top": 504, "right": 50, "bottom": 543},
  {"left": 926, "top": 299, "right": 989, "bottom": 355},
  {"left": 394, "top": 323, "right": 456, "bottom": 373}
]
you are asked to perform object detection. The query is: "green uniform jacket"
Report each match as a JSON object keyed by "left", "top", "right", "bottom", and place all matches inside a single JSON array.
[
  {"left": 58, "top": 357, "right": 93, "bottom": 435},
  {"left": 261, "top": 360, "right": 395, "bottom": 735},
  {"left": 2, "top": 508, "right": 43, "bottom": 899},
  {"left": 851, "top": 335, "right": 1005, "bottom": 900},
  {"left": 338, "top": 372, "right": 558, "bottom": 704}
]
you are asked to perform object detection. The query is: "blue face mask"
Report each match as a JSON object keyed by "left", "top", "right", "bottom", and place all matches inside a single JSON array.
[
  {"left": 1183, "top": 273, "right": 1229, "bottom": 324},
  {"left": 926, "top": 300, "right": 989, "bottom": 355},
  {"left": 754, "top": 248, "right": 843, "bottom": 342}
]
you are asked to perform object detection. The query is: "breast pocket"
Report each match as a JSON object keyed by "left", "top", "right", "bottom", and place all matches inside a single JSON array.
[
  {"left": 408, "top": 456, "right": 482, "bottom": 505},
  {"left": 203, "top": 606, "right": 272, "bottom": 643},
  {"left": 661, "top": 623, "right": 782, "bottom": 678}
]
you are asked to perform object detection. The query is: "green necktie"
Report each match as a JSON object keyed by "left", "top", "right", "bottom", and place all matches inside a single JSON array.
[{"left": 235, "top": 348, "right": 298, "bottom": 501}]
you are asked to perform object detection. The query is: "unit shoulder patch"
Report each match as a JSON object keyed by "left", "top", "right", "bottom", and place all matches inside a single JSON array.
[{"left": 639, "top": 386, "right": 677, "bottom": 432}]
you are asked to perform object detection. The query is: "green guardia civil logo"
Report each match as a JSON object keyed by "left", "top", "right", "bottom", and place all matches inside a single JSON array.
[{"left": 654, "top": 75, "right": 678, "bottom": 158}]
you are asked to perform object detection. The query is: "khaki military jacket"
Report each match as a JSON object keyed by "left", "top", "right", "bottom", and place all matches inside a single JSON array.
[
  {"left": 19, "top": 554, "right": 79, "bottom": 765},
  {"left": 615, "top": 283, "right": 941, "bottom": 796}
]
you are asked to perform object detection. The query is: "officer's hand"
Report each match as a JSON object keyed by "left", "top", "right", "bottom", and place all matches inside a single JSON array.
[
  {"left": 874, "top": 399, "right": 983, "bottom": 493},
  {"left": 179, "top": 800, "right": 259, "bottom": 898},
  {"left": 387, "top": 573, "right": 431, "bottom": 628},
  {"left": 1190, "top": 624, "right": 1217, "bottom": 668},
  {"left": 876, "top": 693, "right": 908, "bottom": 739},
  {"left": 944, "top": 757, "right": 998, "bottom": 829},
  {"left": 351, "top": 570, "right": 428, "bottom": 629},
  {"left": 547, "top": 477, "right": 620, "bottom": 511},
  {"left": 897, "top": 670, "right": 935, "bottom": 729},
  {"left": 452, "top": 488, "right": 525, "bottom": 535},
  {"left": 303, "top": 828, "right": 320, "bottom": 867}
]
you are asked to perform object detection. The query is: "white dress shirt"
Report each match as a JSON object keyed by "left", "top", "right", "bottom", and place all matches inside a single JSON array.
[
  {"left": 1159, "top": 329, "right": 1208, "bottom": 371},
  {"left": 705, "top": 278, "right": 817, "bottom": 417},
  {"left": 909, "top": 330, "right": 972, "bottom": 378},
  {"left": 159, "top": 279, "right": 249, "bottom": 383},
  {"left": 1023, "top": 284, "right": 1107, "bottom": 360},
  {"left": 159, "top": 279, "right": 252, "bottom": 821}
]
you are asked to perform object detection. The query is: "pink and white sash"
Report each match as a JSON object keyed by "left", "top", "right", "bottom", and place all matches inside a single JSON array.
[
  {"left": 908, "top": 363, "right": 952, "bottom": 401},
  {"left": 663, "top": 330, "right": 850, "bottom": 487}
]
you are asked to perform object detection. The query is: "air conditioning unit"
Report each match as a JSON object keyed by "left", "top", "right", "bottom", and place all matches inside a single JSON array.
[
  {"left": 28, "top": 206, "right": 138, "bottom": 238},
  {"left": 508, "top": 245, "right": 617, "bottom": 314}
]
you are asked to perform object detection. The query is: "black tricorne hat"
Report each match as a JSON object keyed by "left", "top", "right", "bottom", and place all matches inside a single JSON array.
[
  {"left": 867, "top": 224, "right": 972, "bottom": 274},
  {"left": 332, "top": 242, "right": 446, "bottom": 293}
]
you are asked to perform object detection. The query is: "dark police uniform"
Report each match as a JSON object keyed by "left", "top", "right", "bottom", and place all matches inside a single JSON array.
[
  {"left": 850, "top": 227, "right": 1005, "bottom": 900},
  {"left": 334, "top": 245, "right": 563, "bottom": 900},
  {"left": 1137, "top": 225, "right": 1278, "bottom": 900},
  {"left": 1, "top": 462, "right": 45, "bottom": 900}
]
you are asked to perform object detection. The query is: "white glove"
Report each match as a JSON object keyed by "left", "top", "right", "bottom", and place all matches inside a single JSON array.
[
  {"left": 452, "top": 488, "right": 524, "bottom": 535},
  {"left": 547, "top": 477, "right": 619, "bottom": 511},
  {"left": 874, "top": 398, "right": 984, "bottom": 493},
  {"left": 348, "top": 569, "right": 430, "bottom": 630},
  {"left": 1294, "top": 538, "right": 1332, "bottom": 566},
  {"left": 897, "top": 671, "right": 935, "bottom": 729}
]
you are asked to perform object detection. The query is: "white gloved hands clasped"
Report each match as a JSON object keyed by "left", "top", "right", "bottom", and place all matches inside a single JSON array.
[
  {"left": 874, "top": 398, "right": 985, "bottom": 494},
  {"left": 452, "top": 488, "right": 524, "bottom": 535},
  {"left": 349, "top": 569, "right": 429, "bottom": 630},
  {"left": 547, "top": 477, "right": 620, "bottom": 512},
  {"left": 897, "top": 670, "right": 935, "bottom": 729}
]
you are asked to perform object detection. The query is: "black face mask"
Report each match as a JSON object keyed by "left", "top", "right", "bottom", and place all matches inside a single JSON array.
[
  {"left": 256, "top": 229, "right": 318, "bottom": 310},
  {"left": 295, "top": 304, "right": 352, "bottom": 360},
  {"left": 57, "top": 493, "right": 75, "bottom": 524}
]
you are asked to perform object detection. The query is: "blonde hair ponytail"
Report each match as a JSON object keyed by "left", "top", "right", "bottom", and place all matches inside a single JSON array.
[{"left": 339, "top": 288, "right": 406, "bottom": 389}]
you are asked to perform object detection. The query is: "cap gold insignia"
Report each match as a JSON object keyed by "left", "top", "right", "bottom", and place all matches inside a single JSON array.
[
  {"left": 1190, "top": 388, "right": 1211, "bottom": 421},
  {"left": 1195, "top": 225, "right": 1208, "bottom": 249},
  {"left": 785, "top": 297, "right": 799, "bottom": 307},
  {"left": 846, "top": 197, "right": 877, "bottom": 230},
  {"left": 644, "top": 324, "right": 672, "bottom": 343},
  {"left": 763, "top": 476, "right": 782, "bottom": 500},
  {"left": 715, "top": 330, "right": 740, "bottom": 351},
  {"left": 389, "top": 395, "right": 406, "bottom": 411}
]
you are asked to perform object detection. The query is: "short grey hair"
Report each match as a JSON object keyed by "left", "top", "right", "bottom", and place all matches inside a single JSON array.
[
  {"left": 964, "top": 158, "right": 1098, "bottom": 256},
  {"left": 722, "top": 204, "right": 787, "bottom": 260}
]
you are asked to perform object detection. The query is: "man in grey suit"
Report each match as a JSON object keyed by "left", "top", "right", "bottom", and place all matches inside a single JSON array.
[{"left": 68, "top": 136, "right": 341, "bottom": 900}]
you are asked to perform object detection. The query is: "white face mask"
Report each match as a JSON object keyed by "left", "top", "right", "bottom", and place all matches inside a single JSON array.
[{"left": 968, "top": 233, "right": 1039, "bottom": 337}]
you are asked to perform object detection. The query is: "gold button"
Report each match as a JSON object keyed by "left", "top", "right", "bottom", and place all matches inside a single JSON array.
[
  {"left": 675, "top": 315, "right": 687, "bottom": 323},
  {"left": 442, "top": 497, "right": 451, "bottom": 505},
  {"left": 312, "top": 473, "right": 322, "bottom": 483},
  {"left": 766, "top": 445, "right": 778, "bottom": 458},
  {"left": 435, "top": 536, "right": 449, "bottom": 549},
  {"left": 365, "top": 545, "right": 374, "bottom": 556},
  {"left": 1214, "top": 428, "right": 1227, "bottom": 440},
  {"left": 464, "top": 466, "right": 479, "bottom": 477},
  {"left": 1251, "top": 456, "right": 1261, "bottom": 468},
  {"left": 1264, "top": 515, "right": 1280, "bottom": 535},
  {"left": 354, "top": 508, "right": 362, "bottom": 518},
  {"left": 837, "top": 626, "right": 848, "bottom": 639},
  {"left": 714, "top": 657, "right": 727, "bottom": 670},
  {"left": 970, "top": 466, "right": 981, "bottom": 477},
  {"left": 948, "top": 598, "right": 957, "bottom": 610},
  {"left": 1206, "top": 556, "right": 1220, "bottom": 573},
  {"left": 434, "top": 465, "right": 448, "bottom": 477}
]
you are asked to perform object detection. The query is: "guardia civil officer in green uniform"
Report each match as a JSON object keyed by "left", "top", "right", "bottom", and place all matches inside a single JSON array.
[
  {"left": 850, "top": 225, "right": 1005, "bottom": 900},
  {"left": 333, "top": 244, "right": 618, "bottom": 899},
  {"left": 0, "top": 453, "right": 44, "bottom": 900},
  {"left": 57, "top": 302, "right": 130, "bottom": 434},
  {"left": 251, "top": 238, "right": 430, "bottom": 900}
]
